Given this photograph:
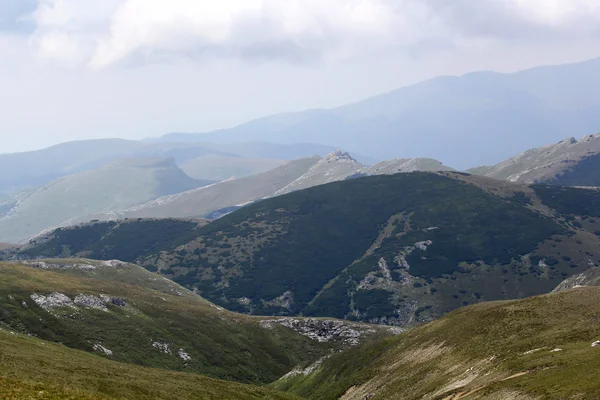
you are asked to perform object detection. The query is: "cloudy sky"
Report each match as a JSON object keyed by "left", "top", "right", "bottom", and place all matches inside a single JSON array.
[{"left": 2, "top": 0, "right": 600, "bottom": 152}]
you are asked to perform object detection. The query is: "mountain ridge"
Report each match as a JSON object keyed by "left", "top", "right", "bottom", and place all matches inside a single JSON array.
[
  {"left": 172, "top": 57, "right": 600, "bottom": 169},
  {"left": 16, "top": 171, "right": 600, "bottom": 326}
]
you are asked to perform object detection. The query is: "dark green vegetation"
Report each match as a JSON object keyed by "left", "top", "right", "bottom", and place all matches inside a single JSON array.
[
  {"left": 17, "top": 172, "right": 600, "bottom": 325},
  {"left": 276, "top": 287, "right": 600, "bottom": 400},
  {"left": 0, "top": 261, "right": 389, "bottom": 386},
  {"left": 21, "top": 219, "right": 208, "bottom": 262},
  {"left": 533, "top": 185, "right": 600, "bottom": 217}
]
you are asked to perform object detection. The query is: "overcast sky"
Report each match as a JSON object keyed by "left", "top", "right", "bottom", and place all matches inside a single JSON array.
[{"left": 2, "top": 0, "right": 600, "bottom": 153}]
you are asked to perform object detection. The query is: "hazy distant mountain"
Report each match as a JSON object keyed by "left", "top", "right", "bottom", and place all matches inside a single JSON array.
[
  {"left": 184, "top": 57, "right": 600, "bottom": 169},
  {"left": 0, "top": 139, "right": 228, "bottom": 195},
  {"left": 0, "top": 139, "right": 343, "bottom": 195},
  {"left": 180, "top": 154, "right": 285, "bottom": 181},
  {"left": 0, "top": 158, "right": 208, "bottom": 243},
  {"left": 154, "top": 139, "right": 342, "bottom": 159},
  {"left": 103, "top": 156, "right": 321, "bottom": 220},
  {"left": 468, "top": 134, "right": 600, "bottom": 185}
]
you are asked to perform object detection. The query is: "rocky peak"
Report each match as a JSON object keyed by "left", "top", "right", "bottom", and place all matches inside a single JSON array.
[{"left": 322, "top": 150, "right": 357, "bottom": 163}]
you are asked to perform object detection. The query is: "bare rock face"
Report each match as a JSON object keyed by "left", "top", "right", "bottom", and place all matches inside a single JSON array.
[
  {"left": 259, "top": 318, "right": 401, "bottom": 346},
  {"left": 30, "top": 292, "right": 126, "bottom": 314},
  {"left": 554, "top": 267, "right": 600, "bottom": 292},
  {"left": 30, "top": 293, "right": 76, "bottom": 310},
  {"left": 74, "top": 295, "right": 108, "bottom": 312},
  {"left": 24, "top": 261, "right": 97, "bottom": 271},
  {"left": 152, "top": 341, "right": 172, "bottom": 354}
]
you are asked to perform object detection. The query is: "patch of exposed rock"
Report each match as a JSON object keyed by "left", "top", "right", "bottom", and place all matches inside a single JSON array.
[
  {"left": 259, "top": 318, "right": 400, "bottom": 346},
  {"left": 21, "top": 259, "right": 126, "bottom": 271},
  {"left": 280, "top": 356, "right": 330, "bottom": 380},
  {"left": 178, "top": 348, "right": 192, "bottom": 361},
  {"left": 74, "top": 295, "right": 108, "bottom": 312},
  {"left": 93, "top": 343, "right": 113, "bottom": 356},
  {"left": 152, "top": 341, "right": 172, "bottom": 354},
  {"left": 30, "top": 292, "right": 126, "bottom": 313},
  {"left": 30, "top": 293, "right": 76, "bottom": 310}
]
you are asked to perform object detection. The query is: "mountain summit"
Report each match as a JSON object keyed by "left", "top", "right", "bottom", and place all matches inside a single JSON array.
[{"left": 468, "top": 133, "right": 600, "bottom": 185}]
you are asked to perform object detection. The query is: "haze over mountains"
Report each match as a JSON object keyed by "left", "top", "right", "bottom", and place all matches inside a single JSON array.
[{"left": 168, "top": 57, "right": 600, "bottom": 169}]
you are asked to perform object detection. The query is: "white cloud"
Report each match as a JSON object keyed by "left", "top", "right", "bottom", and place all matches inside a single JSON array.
[{"left": 22, "top": 0, "right": 600, "bottom": 68}]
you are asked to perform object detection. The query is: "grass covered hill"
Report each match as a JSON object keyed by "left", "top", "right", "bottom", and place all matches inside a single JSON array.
[
  {"left": 0, "top": 260, "right": 393, "bottom": 386},
  {"left": 275, "top": 286, "right": 600, "bottom": 400},
  {"left": 0, "top": 157, "right": 211, "bottom": 243},
  {"left": 0, "top": 329, "right": 298, "bottom": 400},
  {"left": 16, "top": 172, "right": 600, "bottom": 325}
]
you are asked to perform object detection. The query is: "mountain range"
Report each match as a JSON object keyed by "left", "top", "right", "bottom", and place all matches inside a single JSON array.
[
  {"left": 0, "top": 151, "right": 453, "bottom": 243},
  {"left": 16, "top": 171, "right": 600, "bottom": 327},
  {"left": 160, "top": 57, "right": 600, "bottom": 169},
  {"left": 0, "top": 139, "right": 338, "bottom": 196}
]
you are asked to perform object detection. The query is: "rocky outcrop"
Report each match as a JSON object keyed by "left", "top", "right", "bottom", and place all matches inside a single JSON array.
[
  {"left": 30, "top": 292, "right": 126, "bottom": 314},
  {"left": 152, "top": 341, "right": 172, "bottom": 354},
  {"left": 554, "top": 267, "right": 600, "bottom": 292},
  {"left": 93, "top": 343, "right": 113, "bottom": 356},
  {"left": 274, "top": 151, "right": 364, "bottom": 196},
  {"left": 30, "top": 293, "right": 76, "bottom": 310},
  {"left": 74, "top": 295, "right": 108, "bottom": 311},
  {"left": 22, "top": 259, "right": 125, "bottom": 271},
  {"left": 259, "top": 318, "right": 401, "bottom": 346}
]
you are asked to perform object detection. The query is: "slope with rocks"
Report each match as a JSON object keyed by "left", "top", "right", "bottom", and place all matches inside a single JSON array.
[
  {"left": 273, "top": 151, "right": 364, "bottom": 196},
  {"left": 0, "top": 158, "right": 210, "bottom": 243},
  {"left": 17, "top": 172, "right": 600, "bottom": 326},
  {"left": 70, "top": 152, "right": 452, "bottom": 223},
  {"left": 115, "top": 156, "right": 321, "bottom": 219},
  {"left": 0, "top": 260, "right": 395, "bottom": 386},
  {"left": 553, "top": 266, "right": 600, "bottom": 292},
  {"left": 467, "top": 133, "right": 600, "bottom": 185},
  {"left": 276, "top": 287, "right": 600, "bottom": 400},
  {"left": 274, "top": 151, "right": 454, "bottom": 197},
  {"left": 361, "top": 158, "right": 455, "bottom": 175},
  {"left": 0, "top": 328, "right": 298, "bottom": 400}
]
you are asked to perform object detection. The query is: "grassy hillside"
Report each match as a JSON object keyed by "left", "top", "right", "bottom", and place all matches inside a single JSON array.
[
  {"left": 0, "top": 260, "right": 393, "bottom": 386},
  {"left": 0, "top": 328, "right": 297, "bottom": 400},
  {"left": 16, "top": 172, "right": 600, "bottom": 325},
  {"left": 113, "top": 156, "right": 321, "bottom": 219},
  {"left": 0, "top": 158, "right": 210, "bottom": 243},
  {"left": 276, "top": 287, "right": 600, "bottom": 400},
  {"left": 181, "top": 154, "right": 285, "bottom": 181}
]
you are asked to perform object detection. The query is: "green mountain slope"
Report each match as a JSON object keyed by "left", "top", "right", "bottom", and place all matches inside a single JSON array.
[
  {"left": 0, "top": 328, "right": 297, "bottom": 400},
  {"left": 0, "top": 158, "right": 209, "bottom": 243},
  {"left": 0, "top": 260, "right": 393, "bottom": 386},
  {"left": 275, "top": 287, "right": 600, "bottom": 400},
  {"left": 15, "top": 172, "right": 600, "bottom": 325}
]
